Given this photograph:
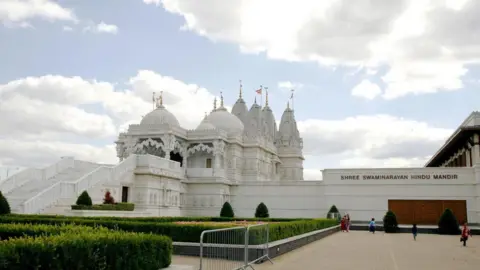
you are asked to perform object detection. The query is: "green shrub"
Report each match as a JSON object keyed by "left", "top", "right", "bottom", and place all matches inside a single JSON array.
[
  {"left": 0, "top": 215, "right": 337, "bottom": 244},
  {"left": 248, "top": 219, "right": 338, "bottom": 244},
  {"left": 326, "top": 205, "right": 340, "bottom": 220},
  {"left": 0, "top": 191, "right": 11, "bottom": 215},
  {"left": 255, "top": 202, "right": 269, "bottom": 218},
  {"left": 219, "top": 202, "right": 235, "bottom": 218},
  {"left": 438, "top": 208, "right": 460, "bottom": 235},
  {"left": 0, "top": 230, "right": 172, "bottom": 270},
  {"left": 71, "top": 203, "right": 135, "bottom": 211},
  {"left": 75, "top": 191, "right": 92, "bottom": 206},
  {"left": 383, "top": 210, "right": 399, "bottom": 233},
  {"left": 0, "top": 223, "right": 110, "bottom": 240}
]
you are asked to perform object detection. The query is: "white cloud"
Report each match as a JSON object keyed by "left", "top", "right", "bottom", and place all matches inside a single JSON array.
[
  {"left": 277, "top": 81, "right": 304, "bottom": 92},
  {"left": 0, "top": 71, "right": 453, "bottom": 176},
  {"left": 83, "top": 22, "right": 118, "bottom": 34},
  {"left": 62, "top": 26, "right": 73, "bottom": 32},
  {"left": 154, "top": 0, "right": 480, "bottom": 99},
  {"left": 351, "top": 79, "right": 382, "bottom": 100},
  {"left": 0, "top": 0, "right": 76, "bottom": 25}
]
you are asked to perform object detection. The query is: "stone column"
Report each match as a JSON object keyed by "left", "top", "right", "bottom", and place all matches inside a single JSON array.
[
  {"left": 213, "top": 140, "right": 225, "bottom": 177},
  {"left": 473, "top": 134, "right": 480, "bottom": 165}
]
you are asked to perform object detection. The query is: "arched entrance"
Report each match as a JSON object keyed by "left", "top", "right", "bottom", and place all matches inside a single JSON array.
[{"left": 170, "top": 151, "right": 183, "bottom": 167}]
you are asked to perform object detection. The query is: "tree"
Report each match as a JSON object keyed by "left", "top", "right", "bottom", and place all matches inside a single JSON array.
[
  {"left": 255, "top": 202, "right": 269, "bottom": 218},
  {"left": 327, "top": 205, "right": 340, "bottom": 219},
  {"left": 383, "top": 210, "right": 399, "bottom": 233},
  {"left": 0, "top": 191, "right": 11, "bottom": 215},
  {"left": 220, "top": 202, "right": 235, "bottom": 218},
  {"left": 103, "top": 190, "right": 115, "bottom": 204},
  {"left": 438, "top": 208, "right": 460, "bottom": 235},
  {"left": 75, "top": 191, "right": 93, "bottom": 206}
]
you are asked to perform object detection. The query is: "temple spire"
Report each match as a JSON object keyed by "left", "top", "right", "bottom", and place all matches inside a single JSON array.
[
  {"left": 220, "top": 91, "right": 224, "bottom": 107},
  {"left": 265, "top": 87, "right": 269, "bottom": 106},
  {"left": 239, "top": 80, "right": 243, "bottom": 99},
  {"left": 254, "top": 96, "right": 257, "bottom": 104},
  {"left": 213, "top": 97, "right": 217, "bottom": 111},
  {"left": 287, "top": 101, "right": 290, "bottom": 110}
]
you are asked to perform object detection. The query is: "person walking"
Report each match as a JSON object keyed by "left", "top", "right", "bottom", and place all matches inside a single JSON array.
[
  {"left": 346, "top": 214, "right": 351, "bottom": 232},
  {"left": 369, "top": 218, "right": 376, "bottom": 234},
  {"left": 412, "top": 224, "right": 418, "bottom": 241},
  {"left": 460, "top": 222, "right": 472, "bottom": 247},
  {"left": 340, "top": 216, "right": 346, "bottom": 232}
]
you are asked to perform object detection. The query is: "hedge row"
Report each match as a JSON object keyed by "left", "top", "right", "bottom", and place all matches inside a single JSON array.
[
  {"left": 71, "top": 203, "right": 135, "bottom": 211},
  {"left": 0, "top": 227, "right": 172, "bottom": 270},
  {"left": 0, "top": 216, "right": 337, "bottom": 244},
  {"left": 5, "top": 214, "right": 300, "bottom": 223},
  {"left": 0, "top": 223, "right": 110, "bottom": 240}
]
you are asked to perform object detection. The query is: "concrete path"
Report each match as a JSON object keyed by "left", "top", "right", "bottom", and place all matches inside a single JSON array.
[{"left": 173, "top": 231, "right": 479, "bottom": 270}]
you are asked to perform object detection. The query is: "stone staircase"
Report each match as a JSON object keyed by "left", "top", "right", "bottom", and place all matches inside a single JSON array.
[{"left": 6, "top": 164, "right": 100, "bottom": 213}]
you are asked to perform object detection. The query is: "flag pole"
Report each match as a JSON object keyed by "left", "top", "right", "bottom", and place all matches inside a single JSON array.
[
  {"left": 291, "top": 89, "right": 295, "bottom": 111},
  {"left": 152, "top": 92, "right": 156, "bottom": 110}
]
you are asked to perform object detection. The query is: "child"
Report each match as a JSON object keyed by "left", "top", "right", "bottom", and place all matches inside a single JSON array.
[
  {"left": 460, "top": 223, "right": 472, "bottom": 247},
  {"left": 412, "top": 224, "right": 417, "bottom": 240},
  {"left": 369, "top": 218, "right": 376, "bottom": 234}
]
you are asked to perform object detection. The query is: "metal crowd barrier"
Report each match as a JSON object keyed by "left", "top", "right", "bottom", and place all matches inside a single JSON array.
[{"left": 199, "top": 224, "right": 273, "bottom": 270}]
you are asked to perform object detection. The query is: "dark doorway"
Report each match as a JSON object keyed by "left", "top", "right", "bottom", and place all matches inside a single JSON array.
[
  {"left": 121, "top": 186, "right": 129, "bottom": 203},
  {"left": 170, "top": 151, "right": 183, "bottom": 167}
]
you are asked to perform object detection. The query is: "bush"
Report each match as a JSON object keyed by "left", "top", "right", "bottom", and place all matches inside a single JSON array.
[
  {"left": 103, "top": 190, "right": 115, "bottom": 204},
  {"left": 75, "top": 191, "right": 93, "bottom": 206},
  {"left": 71, "top": 203, "right": 135, "bottom": 211},
  {"left": 0, "top": 223, "right": 110, "bottom": 240},
  {"left": 0, "top": 230, "right": 172, "bottom": 270},
  {"left": 438, "top": 208, "right": 460, "bottom": 235},
  {"left": 219, "top": 202, "right": 235, "bottom": 218},
  {"left": 326, "top": 205, "right": 340, "bottom": 220},
  {"left": 383, "top": 210, "right": 399, "bottom": 233},
  {"left": 255, "top": 202, "right": 269, "bottom": 218},
  {"left": 0, "top": 215, "right": 337, "bottom": 244},
  {"left": 0, "top": 191, "right": 11, "bottom": 215}
]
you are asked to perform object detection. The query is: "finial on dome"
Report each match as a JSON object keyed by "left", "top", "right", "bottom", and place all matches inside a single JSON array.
[
  {"left": 213, "top": 97, "right": 217, "bottom": 111},
  {"left": 220, "top": 91, "right": 224, "bottom": 107},
  {"left": 265, "top": 87, "right": 269, "bottom": 106},
  {"left": 254, "top": 96, "right": 257, "bottom": 104},
  {"left": 155, "top": 91, "right": 164, "bottom": 108},
  {"left": 287, "top": 101, "right": 290, "bottom": 109},
  {"left": 239, "top": 80, "right": 243, "bottom": 99}
]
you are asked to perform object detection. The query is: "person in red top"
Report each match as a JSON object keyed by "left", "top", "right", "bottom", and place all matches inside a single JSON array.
[
  {"left": 340, "top": 216, "right": 346, "bottom": 232},
  {"left": 460, "top": 222, "right": 472, "bottom": 247}
]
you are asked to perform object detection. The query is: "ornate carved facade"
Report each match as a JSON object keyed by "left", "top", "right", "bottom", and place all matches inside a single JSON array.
[{"left": 115, "top": 87, "right": 304, "bottom": 182}]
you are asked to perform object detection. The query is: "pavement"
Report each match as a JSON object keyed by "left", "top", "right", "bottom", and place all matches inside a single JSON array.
[{"left": 173, "top": 231, "right": 480, "bottom": 270}]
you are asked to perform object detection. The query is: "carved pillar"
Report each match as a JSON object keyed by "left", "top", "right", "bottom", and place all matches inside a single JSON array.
[
  {"left": 213, "top": 140, "right": 225, "bottom": 177},
  {"left": 473, "top": 134, "right": 480, "bottom": 165},
  {"left": 161, "top": 134, "right": 176, "bottom": 160}
]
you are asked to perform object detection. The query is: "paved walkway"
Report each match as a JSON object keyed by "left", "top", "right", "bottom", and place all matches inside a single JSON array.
[{"left": 173, "top": 231, "right": 479, "bottom": 270}]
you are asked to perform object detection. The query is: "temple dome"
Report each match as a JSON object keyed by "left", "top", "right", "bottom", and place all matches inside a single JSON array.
[
  {"left": 196, "top": 114, "right": 216, "bottom": 130},
  {"left": 140, "top": 104, "right": 180, "bottom": 126},
  {"left": 207, "top": 107, "right": 244, "bottom": 134}
]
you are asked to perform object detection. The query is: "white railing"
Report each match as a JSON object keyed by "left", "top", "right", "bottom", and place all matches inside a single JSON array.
[
  {"left": 0, "top": 157, "right": 74, "bottom": 195},
  {"left": 21, "top": 155, "right": 138, "bottom": 214},
  {"left": 186, "top": 168, "right": 225, "bottom": 178}
]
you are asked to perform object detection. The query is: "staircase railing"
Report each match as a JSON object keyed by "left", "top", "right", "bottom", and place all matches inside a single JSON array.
[
  {"left": 20, "top": 155, "right": 137, "bottom": 214},
  {"left": 0, "top": 157, "right": 74, "bottom": 195}
]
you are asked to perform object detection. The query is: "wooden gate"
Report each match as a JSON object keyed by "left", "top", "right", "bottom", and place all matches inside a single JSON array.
[{"left": 388, "top": 200, "right": 467, "bottom": 225}]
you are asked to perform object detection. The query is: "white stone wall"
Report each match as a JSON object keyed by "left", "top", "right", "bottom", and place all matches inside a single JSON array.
[{"left": 322, "top": 167, "right": 480, "bottom": 223}]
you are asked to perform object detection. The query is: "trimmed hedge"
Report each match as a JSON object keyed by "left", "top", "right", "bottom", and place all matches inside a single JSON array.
[
  {"left": 75, "top": 191, "right": 92, "bottom": 206},
  {"left": 0, "top": 216, "right": 337, "bottom": 243},
  {"left": 71, "top": 203, "right": 135, "bottom": 211},
  {"left": 0, "top": 223, "right": 110, "bottom": 240},
  {"left": 249, "top": 219, "right": 338, "bottom": 244},
  {"left": 0, "top": 230, "right": 172, "bottom": 270},
  {"left": 5, "top": 214, "right": 300, "bottom": 223}
]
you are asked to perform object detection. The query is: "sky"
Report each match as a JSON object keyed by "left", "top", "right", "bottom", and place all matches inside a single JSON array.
[{"left": 1, "top": 0, "right": 480, "bottom": 180}]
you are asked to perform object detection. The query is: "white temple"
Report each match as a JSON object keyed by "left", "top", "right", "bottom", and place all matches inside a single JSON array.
[
  {"left": 115, "top": 86, "right": 304, "bottom": 183},
  {"left": 1, "top": 86, "right": 479, "bottom": 225}
]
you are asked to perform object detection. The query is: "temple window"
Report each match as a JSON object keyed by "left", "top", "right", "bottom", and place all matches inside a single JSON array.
[{"left": 206, "top": 158, "right": 212, "bottom": 168}]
